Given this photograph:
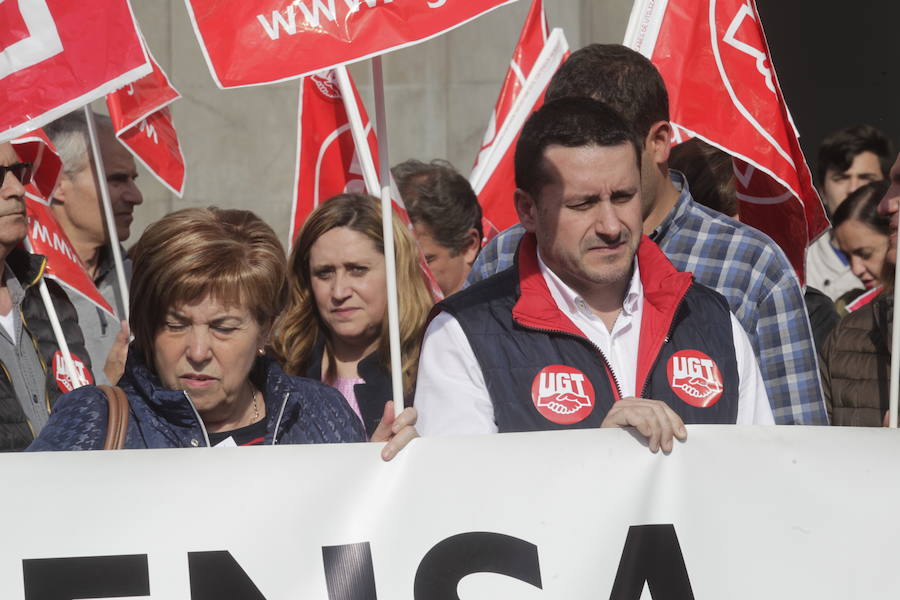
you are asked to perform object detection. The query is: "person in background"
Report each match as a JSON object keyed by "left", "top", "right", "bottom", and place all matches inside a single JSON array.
[
  {"left": 0, "top": 142, "right": 91, "bottom": 451},
  {"left": 393, "top": 159, "right": 483, "bottom": 297},
  {"left": 273, "top": 194, "right": 433, "bottom": 438},
  {"left": 28, "top": 207, "right": 416, "bottom": 458},
  {"left": 669, "top": 138, "right": 840, "bottom": 352},
  {"left": 807, "top": 125, "right": 894, "bottom": 301},
  {"left": 467, "top": 44, "right": 826, "bottom": 425},
  {"left": 821, "top": 154, "right": 900, "bottom": 427},
  {"left": 830, "top": 180, "right": 891, "bottom": 312},
  {"left": 45, "top": 111, "right": 144, "bottom": 384}
]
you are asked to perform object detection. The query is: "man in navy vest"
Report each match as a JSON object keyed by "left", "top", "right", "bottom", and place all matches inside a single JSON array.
[{"left": 414, "top": 98, "right": 773, "bottom": 452}]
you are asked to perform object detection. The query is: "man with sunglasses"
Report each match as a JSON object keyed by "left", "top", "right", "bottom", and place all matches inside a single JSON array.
[{"left": 0, "top": 142, "right": 92, "bottom": 451}]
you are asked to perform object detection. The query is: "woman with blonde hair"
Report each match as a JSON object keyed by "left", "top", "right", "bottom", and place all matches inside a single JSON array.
[{"left": 273, "top": 194, "right": 433, "bottom": 437}]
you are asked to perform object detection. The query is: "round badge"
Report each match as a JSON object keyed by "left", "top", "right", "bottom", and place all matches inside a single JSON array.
[
  {"left": 52, "top": 351, "right": 93, "bottom": 393},
  {"left": 531, "top": 365, "right": 595, "bottom": 425},
  {"left": 666, "top": 350, "right": 724, "bottom": 408}
]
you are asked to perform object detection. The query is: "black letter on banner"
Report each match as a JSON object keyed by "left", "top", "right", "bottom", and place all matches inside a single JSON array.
[
  {"left": 23, "top": 554, "right": 149, "bottom": 600},
  {"left": 414, "top": 532, "right": 542, "bottom": 599},
  {"left": 322, "top": 542, "right": 377, "bottom": 600},
  {"left": 609, "top": 524, "right": 694, "bottom": 599},
  {"left": 188, "top": 551, "right": 266, "bottom": 600}
]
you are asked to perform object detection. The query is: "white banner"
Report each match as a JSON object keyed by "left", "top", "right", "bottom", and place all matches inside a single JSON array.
[{"left": 6, "top": 426, "right": 899, "bottom": 598}]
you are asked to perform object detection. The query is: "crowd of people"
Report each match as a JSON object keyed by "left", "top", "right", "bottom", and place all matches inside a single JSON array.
[{"left": 0, "top": 42, "right": 897, "bottom": 455}]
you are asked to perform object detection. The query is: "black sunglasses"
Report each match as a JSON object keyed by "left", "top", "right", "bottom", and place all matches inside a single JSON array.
[{"left": 0, "top": 162, "right": 34, "bottom": 186}]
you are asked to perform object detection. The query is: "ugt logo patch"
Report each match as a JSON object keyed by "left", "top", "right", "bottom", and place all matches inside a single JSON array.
[
  {"left": 666, "top": 350, "right": 723, "bottom": 408},
  {"left": 531, "top": 365, "right": 595, "bottom": 425}
]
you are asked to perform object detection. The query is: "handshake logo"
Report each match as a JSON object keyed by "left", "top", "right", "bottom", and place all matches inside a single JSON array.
[
  {"left": 531, "top": 365, "right": 595, "bottom": 426},
  {"left": 666, "top": 350, "right": 724, "bottom": 408}
]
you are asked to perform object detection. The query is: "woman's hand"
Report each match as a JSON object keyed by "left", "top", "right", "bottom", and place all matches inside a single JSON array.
[
  {"left": 102, "top": 321, "right": 130, "bottom": 385},
  {"left": 371, "top": 401, "right": 419, "bottom": 461}
]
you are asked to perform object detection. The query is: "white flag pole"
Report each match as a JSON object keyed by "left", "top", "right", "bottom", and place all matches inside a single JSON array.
[
  {"left": 24, "top": 241, "right": 85, "bottom": 388},
  {"left": 334, "top": 67, "right": 381, "bottom": 197},
  {"left": 889, "top": 259, "right": 899, "bottom": 428},
  {"left": 370, "top": 56, "right": 404, "bottom": 420},
  {"left": 83, "top": 106, "right": 130, "bottom": 322}
]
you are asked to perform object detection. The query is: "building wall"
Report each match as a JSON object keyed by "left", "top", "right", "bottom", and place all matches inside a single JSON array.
[{"left": 122, "top": 0, "right": 633, "bottom": 248}]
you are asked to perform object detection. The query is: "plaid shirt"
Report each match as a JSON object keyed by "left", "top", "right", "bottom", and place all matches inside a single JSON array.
[{"left": 467, "top": 172, "right": 827, "bottom": 425}]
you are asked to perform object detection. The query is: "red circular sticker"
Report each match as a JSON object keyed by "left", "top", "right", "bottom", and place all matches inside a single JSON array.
[
  {"left": 531, "top": 365, "right": 595, "bottom": 425},
  {"left": 666, "top": 350, "right": 724, "bottom": 408},
  {"left": 52, "top": 351, "right": 93, "bottom": 393}
]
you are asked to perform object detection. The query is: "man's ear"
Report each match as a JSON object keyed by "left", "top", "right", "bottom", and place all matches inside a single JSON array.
[
  {"left": 514, "top": 188, "right": 538, "bottom": 232},
  {"left": 50, "top": 174, "right": 73, "bottom": 206},
  {"left": 644, "top": 120, "right": 674, "bottom": 165},
  {"left": 462, "top": 227, "right": 482, "bottom": 265}
]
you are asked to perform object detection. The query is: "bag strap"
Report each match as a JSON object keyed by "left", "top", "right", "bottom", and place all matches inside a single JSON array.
[{"left": 98, "top": 385, "right": 129, "bottom": 450}]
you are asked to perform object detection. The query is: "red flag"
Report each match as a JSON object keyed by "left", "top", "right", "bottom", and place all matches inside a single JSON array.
[
  {"left": 0, "top": 0, "right": 150, "bottom": 142},
  {"left": 9, "top": 129, "right": 61, "bottom": 199},
  {"left": 469, "top": 28, "right": 569, "bottom": 233},
  {"left": 472, "top": 0, "right": 547, "bottom": 175},
  {"left": 107, "top": 53, "right": 186, "bottom": 196},
  {"left": 624, "top": 0, "right": 829, "bottom": 284},
  {"left": 25, "top": 193, "right": 115, "bottom": 318},
  {"left": 291, "top": 69, "right": 378, "bottom": 244},
  {"left": 184, "top": 0, "right": 518, "bottom": 88}
]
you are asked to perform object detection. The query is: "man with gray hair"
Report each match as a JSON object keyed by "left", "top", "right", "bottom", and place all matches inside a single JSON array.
[{"left": 45, "top": 111, "right": 143, "bottom": 384}]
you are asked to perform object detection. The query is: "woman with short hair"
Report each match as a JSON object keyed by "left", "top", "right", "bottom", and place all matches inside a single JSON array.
[
  {"left": 28, "top": 207, "right": 415, "bottom": 455},
  {"left": 272, "top": 194, "right": 433, "bottom": 437}
]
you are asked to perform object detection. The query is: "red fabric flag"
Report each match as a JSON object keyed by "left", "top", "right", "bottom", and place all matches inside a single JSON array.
[
  {"left": 183, "top": 0, "right": 518, "bottom": 88},
  {"left": 0, "top": 0, "right": 150, "bottom": 142},
  {"left": 624, "top": 0, "right": 829, "bottom": 284},
  {"left": 107, "top": 53, "right": 186, "bottom": 196},
  {"left": 25, "top": 193, "right": 115, "bottom": 318},
  {"left": 10, "top": 129, "right": 61, "bottom": 199},
  {"left": 291, "top": 69, "right": 378, "bottom": 244},
  {"left": 469, "top": 28, "right": 569, "bottom": 233}
]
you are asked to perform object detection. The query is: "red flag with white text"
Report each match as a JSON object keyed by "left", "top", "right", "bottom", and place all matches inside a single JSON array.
[
  {"left": 624, "top": 0, "right": 829, "bottom": 284},
  {"left": 183, "top": 0, "right": 519, "bottom": 88},
  {"left": 107, "top": 53, "right": 186, "bottom": 196},
  {"left": 0, "top": 0, "right": 150, "bottom": 142},
  {"left": 469, "top": 28, "right": 569, "bottom": 233},
  {"left": 25, "top": 193, "right": 115, "bottom": 318}
]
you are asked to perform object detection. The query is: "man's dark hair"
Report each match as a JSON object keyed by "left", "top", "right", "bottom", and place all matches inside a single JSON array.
[
  {"left": 816, "top": 124, "right": 894, "bottom": 187},
  {"left": 391, "top": 159, "right": 482, "bottom": 255},
  {"left": 515, "top": 97, "right": 642, "bottom": 198},
  {"left": 545, "top": 44, "right": 669, "bottom": 140},
  {"left": 669, "top": 138, "right": 737, "bottom": 218}
]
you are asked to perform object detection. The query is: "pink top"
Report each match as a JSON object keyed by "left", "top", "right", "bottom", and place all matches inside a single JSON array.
[{"left": 333, "top": 376, "right": 366, "bottom": 431}]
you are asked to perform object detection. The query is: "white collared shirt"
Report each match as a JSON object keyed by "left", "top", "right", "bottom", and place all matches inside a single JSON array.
[{"left": 415, "top": 258, "right": 773, "bottom": 436}]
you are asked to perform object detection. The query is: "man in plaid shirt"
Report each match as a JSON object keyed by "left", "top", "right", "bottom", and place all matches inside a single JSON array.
[{"left": 467, "top": 44, "right": 827, "bottom": 425}]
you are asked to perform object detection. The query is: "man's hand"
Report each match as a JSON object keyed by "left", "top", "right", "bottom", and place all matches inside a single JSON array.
[
  {"left": 601, "top": 397, "right": 687, "bottom": 453},
  {"left": 371, "top": 401, "right": 419, "bottom": 461},
  {"left": 102, "top": 321, "right": 129, "bottom": 385}
]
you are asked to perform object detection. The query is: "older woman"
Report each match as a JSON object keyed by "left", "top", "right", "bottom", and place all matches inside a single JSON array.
[
  {"left": 28, "top": 208, "right": 414, "bottom": 456},
  {"left": 272, "top": 194, "right": 433, "bottom": 437}
]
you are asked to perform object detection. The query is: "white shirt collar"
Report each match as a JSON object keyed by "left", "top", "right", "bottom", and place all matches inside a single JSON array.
[{"left": 536, "top": 250, "right": 643, "bottom": 320}]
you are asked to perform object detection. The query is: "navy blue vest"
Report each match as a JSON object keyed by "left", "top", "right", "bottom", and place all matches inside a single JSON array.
[{"left": 437, "top": 236, "right": 740, "bottom": 432}]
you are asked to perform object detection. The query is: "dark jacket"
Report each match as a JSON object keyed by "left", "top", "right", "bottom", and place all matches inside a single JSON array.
[
  {"left": 305, "top": 340, "right": 391, "bottom": 437},
  {"left": 437, "top": 233, "right": 741, "bottom": 432},
  {"left": 27, "top": 351, "right": 365, "bottom": 450},
  {"left": 821, "top": 295, "right": 892, "bottom": 426},
  {"left": 0, "top": 248, "right": 92, "bottom": 451}
]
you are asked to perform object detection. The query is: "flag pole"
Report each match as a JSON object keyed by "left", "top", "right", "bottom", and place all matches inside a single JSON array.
[
  {"left": 83, "top": 106, "right": 130, "bottom": 322},
  {"left": 334, "top": 67, "right": 381, "bottom": 197},
  {"left": 24, "top": 241, "right": 85, "bottom": 388},
  {"left": 889, "top": 258, "right": 899, "bottom": 428},
  {"left": 369, "top": 57, "right": 405, "bottom": 420}
]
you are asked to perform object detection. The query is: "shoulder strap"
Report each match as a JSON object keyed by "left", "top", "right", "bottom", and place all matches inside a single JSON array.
[{"left": 98, "top": 385, "right": 129, "bottom": 450}]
